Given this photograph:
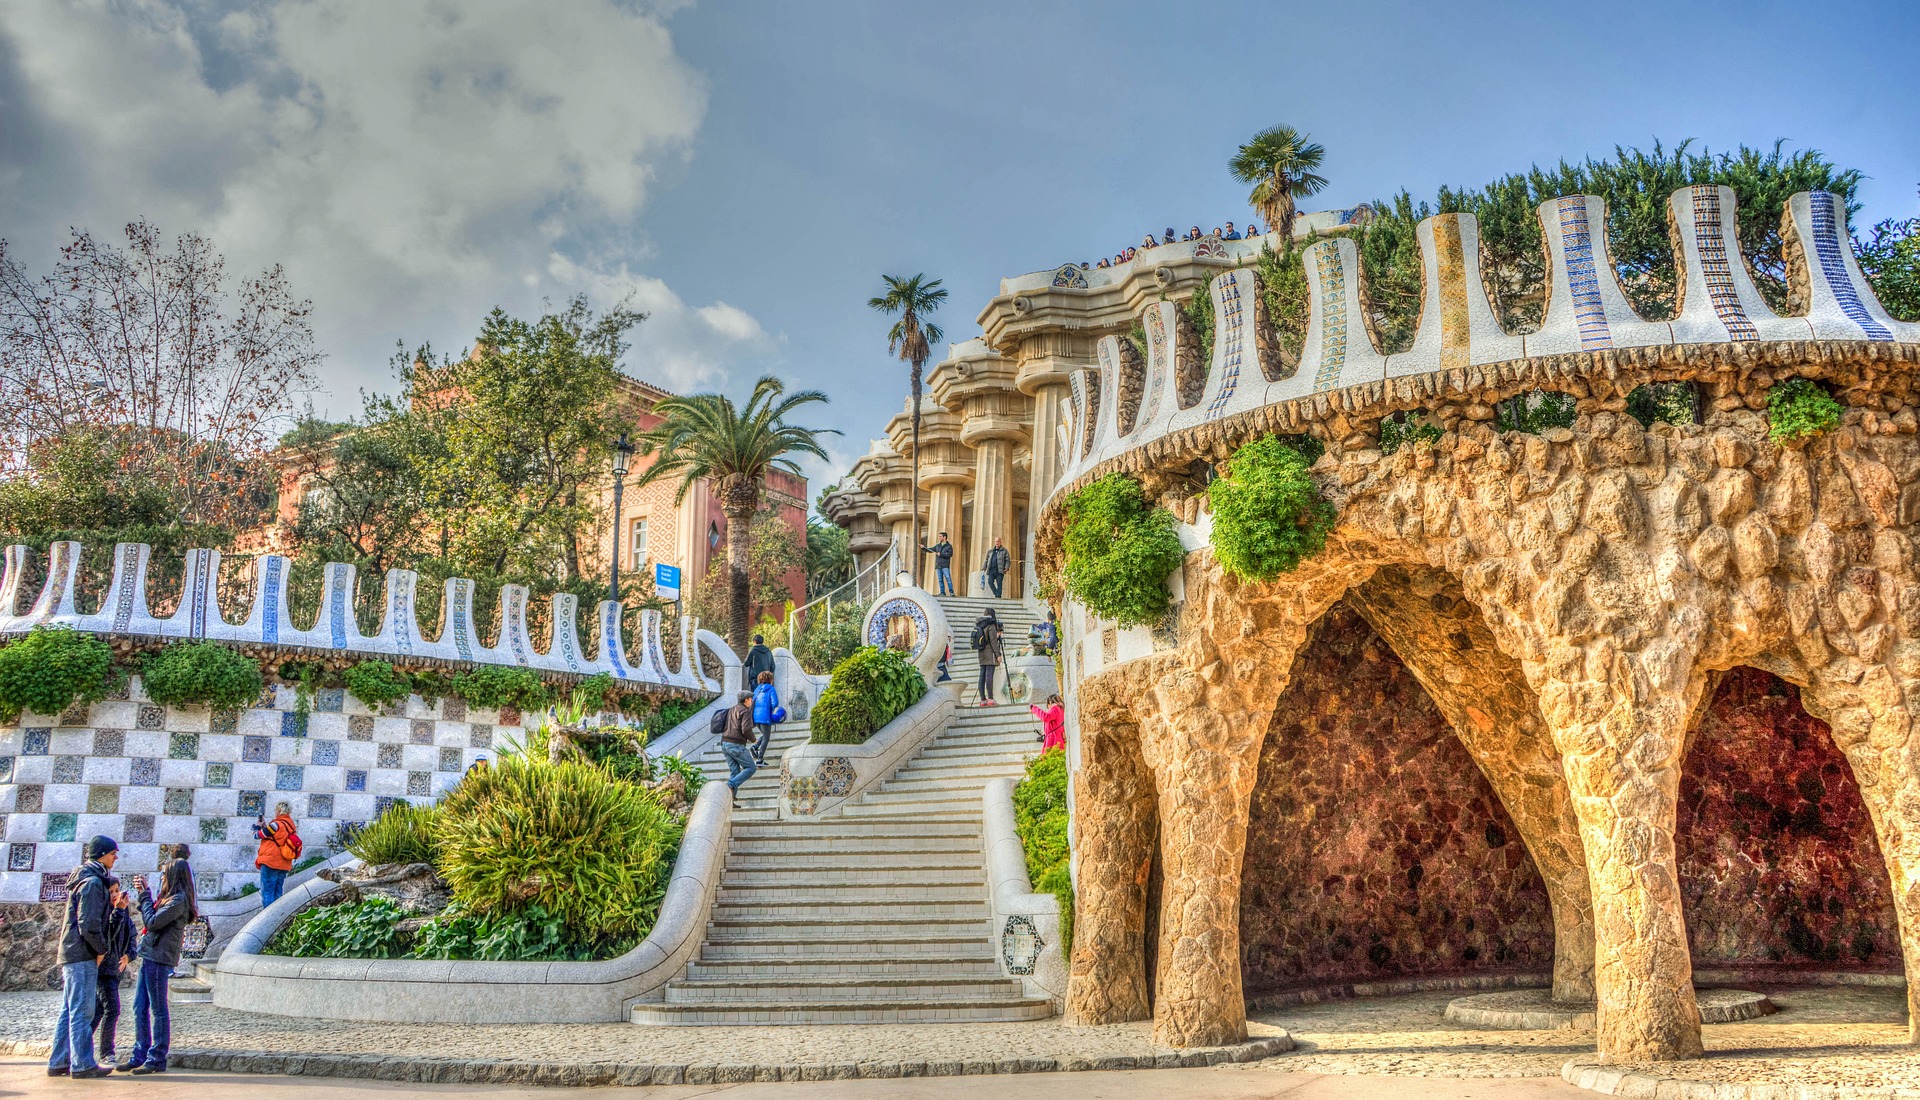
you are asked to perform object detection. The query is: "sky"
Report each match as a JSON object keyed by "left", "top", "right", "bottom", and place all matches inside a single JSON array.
[{"left": 3, "top": 0, "right": 1917, "bottom": 501}]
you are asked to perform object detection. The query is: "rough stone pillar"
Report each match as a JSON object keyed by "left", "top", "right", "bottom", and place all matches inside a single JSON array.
[{"left": 1064, "top": 675, "right": 1157, "bottom": 1025}]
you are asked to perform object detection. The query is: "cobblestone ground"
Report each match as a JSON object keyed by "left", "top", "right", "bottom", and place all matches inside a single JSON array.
[{"left": 1, "top": 984, "right": 1910, "bottom": 1087}]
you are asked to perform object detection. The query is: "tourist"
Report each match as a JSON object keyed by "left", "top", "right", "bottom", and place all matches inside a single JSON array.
[
  {"left": 1211, "top": 227, "right": 1222, "bottom": 238},
  {"left": 1030, "top": 608, "right": 1060, "bottom": 655},
  {"left": 1187, "top": 225, "right": 1202, "bottom": 240},
  {"left": 1224, "top": 221, "right": 1241, "bottom": 240},
  {"left": 982, "top": 537, "right": 1011, "bottom": 599},
  {"left": 921, "top": 532, "right": 955, "bottom": 595},
  {"left": 1095, "top": 258, "right": 1109, "bottom": 269},
  {"left": 1163, "top": 227, "right": 1176, "bottom": 244},
  {"left": 1246, "top": 221, "right": 1262, "bottom": 236},
  {"left": 751, "top": 670, "right": 784, "bottom": 766},
  {"left": 720, "top": 691, "right": 758, "bottom": 795},
  {"left": 971, "top": 608, "right": 1004, "bottom": 706},
  {"left": 744, "top": 634, "right": 775, "bottom": 687},
  {"left": 1031, "top": 694, "right": 1066, "bottom": 753},
  {"left": 90, "top": 877, "right": 135, "bottom": 1066},
  {"left": 252, "top": 802, "right": 301, "bottom": 908},
  {"left": 48, "top": 835, "right": 118, "bottom": 1078},
  {"left": 1140, "top": 234, "right": 1156, "bottom": 250},
  {"left": 123, "top": 856, "right": 195, "bottom": 1075}
]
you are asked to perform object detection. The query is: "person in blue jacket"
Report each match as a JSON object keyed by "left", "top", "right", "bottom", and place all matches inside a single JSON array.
[{"left": 750, "top": 671, "right": 785, "bottom": 766}]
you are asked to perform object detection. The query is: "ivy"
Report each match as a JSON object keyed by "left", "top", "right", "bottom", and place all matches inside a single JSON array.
[
  {"left": 1184, "top": 275, "right": 1215, "bottom": 367},
  {"left": 0, "top": 626, "right": 114, "bottom": 723},
  {"left": 1626, "top": 382, "right": 1699, "bottom": 428},
  {"left": 1060, "top": 474, "right": 1186, "bottom": 628},
  {"left": 1380, "top": 411, "right": 1443, "bottom": 455},
  {"left": 142, "top": 641, "right": 263, "bottom": 710},
  {"left": 450, "top": 665, "right": 550, "bottom": 712},
  {"left": 1495, "top": 391, "right": 1578, "bottom": 435},
  {"left": 1207, "top": 436, "right": 1336, "bottom": 582},
  {"left": 1767, "top": 378, "right": 1843, "bottom": 444}
]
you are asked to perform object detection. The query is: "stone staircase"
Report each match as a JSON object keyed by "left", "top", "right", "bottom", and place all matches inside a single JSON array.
[
  {"left": 635, "top": 595, "right": 1050, "bottom": 1024},
  {"left": 934, "top": 595, "right": 1042, "bottom": 707}
]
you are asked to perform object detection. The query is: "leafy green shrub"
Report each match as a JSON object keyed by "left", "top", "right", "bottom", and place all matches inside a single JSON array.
[
  {"left": 1768, "top": 378, "right": 1844, "bottom": 444},
  {"left": 809, "top": 645, "right": 927, "bottom": 745},
  {"left": 451, "top": 665, "right": 550, "bottom": 712},
  {"left": 649, "top": 751, "right": 708, "bottom": 798},
  {"left": 630, "top": 697, "right": 705, "bottom": 740},
  {"left": 1494, "top": 390, "right": 1578, "bottom": 434},
  {"left": 0, "top": 626, "right": 114, "bottom": 723},
  {"left": 409, "top": 668, "right": 453, "bottom": 703},
  {"left": 795, "top": 614, "right": 863, "bottom": 675},
  {"left": 342, "top": 660, "right": 411, "bottom": 710},
  {"left": 265, "top": 897, "right": 409, "bottom": 959},
  {"left": 570, "top": 672, "right": 618, "bottom": 714},
  {"left": 1012, "top": 747, "right": 1073, "bottom": 956},
  {"left": 1257, "top": 242, "right": 1311, "bottom": 365},
  {"left": 1626, "top": 382, "right": 1698, "bottom": 428},
  {"left": 1060, "top": 474, "right": 1186, "bottom": 627},
  {"left": 1379, "top": 412, "right": 1444, "bottom": 455},
  {"left": 433, "top": 756, "right": 682, "bottom": 940},
  {"left": 1210, "top": 436, "right": 1337, "bottom": 583},
  {"left": 141, "top": 641, "right": 263, "bottom": 710},
  {"left": 407, "top": 902, "right": 620, "bottom": 962},
  {"left": 1184, "top": 274, "right": 1215, "bottom": 367},
  {"left": 347, "top": 800, "right": 439, "bottom": 866}
]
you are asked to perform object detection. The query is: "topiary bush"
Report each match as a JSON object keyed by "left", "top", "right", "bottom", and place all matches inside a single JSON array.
[
  {"left": 347, "top": 800, "right": 439, "bottom": 866},
  {"left": 809, "top": 645, "right": 927, "bottom": 745},
  {"left": 1060, "top": 474, "right": 1186, "bottom": 628},
  {"left": 432, "top": 755, "right": 682, "bottom": 942},
  {"left": 1207, "top": 435, "right": 1337, "bottom": 584},
  {"left": 451, "top": 665, "right": 550, "bottom": 713},
  {"left": 1768, "top": 377, "right": 1844, "bottom": 444},
  {"left": 1012, "top": 747, "right": 1073, "bottom": 957},
  {"left": 141, "top": 641, "right": 263, "bottom": 710},
  {"left": 342, "top": 660, "right": 411, "bottom": 710},
  {"left": 0, "top": 626, "right": 115, "bottom": 723}
]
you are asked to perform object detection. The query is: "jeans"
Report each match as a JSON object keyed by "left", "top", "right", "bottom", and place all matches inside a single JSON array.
[
  {"left": 92, "top": 974, "right": 122, "bottom": 1057},
  {"left": 977, "top": 662, "right": 998, "bottom": 704},
  {"left": 48, "top": 959, "right": 99, "bottom": 1073},
  {"left": 258, "top": 865, "right": 288, "bottom": 908},
  {"left": 721, "top": 741, "right": 758, "bottom": 791},
  {"left": 986, "top": 571, "right": 1004, "bottom": 598},
  {"left": 752, "top": 723, "right": 772, "bottom": 763},
  {"left": 934, "top": 566, "right": 953, "bottom": 595},
  {"left": 127, "top": 959, "right": 171, "bottom": 1070}
]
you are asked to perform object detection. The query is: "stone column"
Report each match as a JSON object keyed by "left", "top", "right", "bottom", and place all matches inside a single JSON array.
[
  {"left": 932, "top": 346, "right": 1028, "bottom": 599},
  {"left": 964, "top": 436, "right": 1019, "bottom": 597},
  {"left": 913, "top": 407, "right": 972, "bottom": 596},
  {"left": 1015, "top": 335, "right": 1087, "bottom": 598},
  {"left": 1064, "top": 673, "right": 1157, "bottom": 1025},
  {"left": 862, "top": 450, "right": 922, "bottom": 588}
]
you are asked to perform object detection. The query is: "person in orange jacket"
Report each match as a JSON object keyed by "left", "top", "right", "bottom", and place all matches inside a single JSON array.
[{"left": 251, "top": 802, "right": 302, "bottom": 908}]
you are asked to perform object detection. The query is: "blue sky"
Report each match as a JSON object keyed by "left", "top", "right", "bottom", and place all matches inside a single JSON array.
[{"left": 3, "top": 0, "right": 1916, "bottom": 495}]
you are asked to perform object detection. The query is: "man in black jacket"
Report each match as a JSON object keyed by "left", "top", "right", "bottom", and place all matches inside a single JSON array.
[
  {"left": 921, "top": 533, "right": 955, "bottom": 596},
  {"left": 982, "top": 537, "right": 1012, "bottom": 599},
  {"left": 48, "top": 835, "right": 118, "bottom": 1078},
  {"left": 744, "top": 635, "right": 775, "bottom": 687}
]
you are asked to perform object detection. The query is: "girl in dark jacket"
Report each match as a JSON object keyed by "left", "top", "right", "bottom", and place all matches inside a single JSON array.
[
  {"left": 122, "top": 858, "right": 195, "bottom": 1074},
  {"left": 91, "top": 879, "right": 135, "bottom": 1063}
]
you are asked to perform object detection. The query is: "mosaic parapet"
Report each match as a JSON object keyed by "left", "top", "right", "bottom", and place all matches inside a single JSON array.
[
  {"left": 1048, "top": 188, "right": 1917, "bottom": 517},
  {"left": 0, "top": 542, "right": 720, "bottom": 693}
]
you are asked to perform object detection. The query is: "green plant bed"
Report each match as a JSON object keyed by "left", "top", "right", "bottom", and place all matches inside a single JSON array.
[
  {"left": 142, "top": 641, "right": 263, "bottom": 710},
  {"left": 343, "top": 659, "right": 411, "bottom": 710},
  {"left": 1012, "top": 747, "right": 1072, "bottom": 956},
  {"left": 450, "top": 665, "right": 549, "bottom": 713},
  {"left": 0, "top": 626, "right": 115, "bottom": 723},
  {"left": 1768, "top": 377, "right": 1844, "bottom": 444},
  {"left": 809, "top": 645, "right": 927, "bottom": 745},
  {"left": 1060, "top": 474, "right": 1186, "bottom": 627},
  {"left": 348, "top": 801, "right": 440, "bottom": 866},
  {"left": 1208, "top": 436, "right": 1336, "bottom": 583}
]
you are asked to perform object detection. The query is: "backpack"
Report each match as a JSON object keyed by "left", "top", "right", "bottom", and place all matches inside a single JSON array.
[
  {"left": 274, "top": 822, "right": 302, "bottom": 863},
  {"left": 971, "top": 621, "right": 988, "bottom": 650},
  {"left": 709, "top": 707, "right": 731, "bottom": 736}
]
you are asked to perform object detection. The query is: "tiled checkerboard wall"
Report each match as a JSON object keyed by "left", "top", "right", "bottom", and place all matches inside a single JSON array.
[{"left": 0, "top": 681, "right": 522, "bottom": 903}]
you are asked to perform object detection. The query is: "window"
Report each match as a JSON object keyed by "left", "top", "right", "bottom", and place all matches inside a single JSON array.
[
  {"left": 708, "top": 520, "right": 722, "bottom": 551},
  {"left": 628, "top": 517, "right": 649, "bottom": 566}
]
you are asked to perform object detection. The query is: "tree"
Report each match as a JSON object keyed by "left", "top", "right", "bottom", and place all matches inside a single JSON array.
[
  {"left": 0, "top": 220, "right": 319, "bottom": 531},
  {"left": 1857, "top": 186, "right": 1920, "bottom": 322},
  {"left": 688, "top": 505, "right": 807, "bottom": 629},
  {"left": 805, "top": 518, "right": 853, "bottom": 600},
  {"left": 1229, "top": 126, "right": 1329, "bottom": 243},
  {"left": 868, "top": 274, "right": 947, "bottom": 566},
  {"left": 628, "top": 376, "right": 836, "bottom": 653}
]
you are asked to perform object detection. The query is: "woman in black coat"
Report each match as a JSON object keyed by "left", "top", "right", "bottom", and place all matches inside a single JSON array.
[{"left": 121, "top": 858, "right": 195, "bottom": 1074}]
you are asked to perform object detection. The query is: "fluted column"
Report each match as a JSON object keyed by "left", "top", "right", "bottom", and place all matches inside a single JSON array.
[
  {"left": 908, "top": 406, "right": 971, "bottom": 595},
  {"left": 932, "top": 344, "right": 1029, "bottom": 599},
  {"left": 1015, "top": 345, "right": 1080, "bottom": 511}
]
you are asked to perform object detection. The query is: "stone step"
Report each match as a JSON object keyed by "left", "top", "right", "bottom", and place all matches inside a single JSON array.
[
  {"left": 730, "top": 819, "right": 980, "bottom": 840},
  {"left": 631, "top": 996, "right": 1055, "bottom": 1026},
  {"left": 704, "top": 916, "right": 988, "bottom": 942},
  {"left": 715, "top": 882, "right": 985, "bottom": 904},
  {"left": 891, "top": 756, "right": 1037, "bottom": 774},
  {"left": 169, "top": 976, "right": 213, "bottom": 1003},
  {"left": 711, "top": 898, "right": 988, "bottom": 920},
  {"left": 842, "top": 793, "right": 985, "bottom": 815},
  {"left": 684, "top": 956, "right": 1004, "bottom": 981},
  {"left": 664, "top": 975, "right": 1026, "bottom": 1005},
  {"left": 721, "top": 865, "right": 982, "bottom": 887},
  {"left": 698, "top": 933, "right": 990, "bottom": 960},
  {"left": 724, "top": 851, "right": 981, "bottom": 870},
  {"left": 884, "top": 763, "right": 1032, "bottom": 784}
]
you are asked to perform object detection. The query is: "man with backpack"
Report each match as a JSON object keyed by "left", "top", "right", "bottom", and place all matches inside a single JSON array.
[
  {"left": 982, "top": 537, "right": 1012, "bottom": 598},
  {"left": 719, "top": 691, "right": 759, "bottom": 796},
  {"left": 252, "top": 803, "right": 302, "bottom": 908},
  {"left": 971, "top": 608, "right": 1004, "bottom": 707}
]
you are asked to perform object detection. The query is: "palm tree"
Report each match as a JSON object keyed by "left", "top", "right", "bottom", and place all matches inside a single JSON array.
[
  {"left": 868, "top": 274, "right": 947, "bottom": 570},
  {"left": 1229, "top": 125, "right": 1330, "bottom": 243},
  {"left": 629, "top": 376, "right": 838, "bottom": 654}
]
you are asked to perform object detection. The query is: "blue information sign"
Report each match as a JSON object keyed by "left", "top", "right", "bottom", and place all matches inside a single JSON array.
[{"left": 654, "top": 563, "right": 681, "bottom": 601}]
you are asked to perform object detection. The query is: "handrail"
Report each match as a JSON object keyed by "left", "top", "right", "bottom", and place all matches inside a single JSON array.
[{"left": 786, "top": 539, "right": 899, "bottom": 643}]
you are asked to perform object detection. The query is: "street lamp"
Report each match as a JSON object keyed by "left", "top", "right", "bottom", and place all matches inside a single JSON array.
[{"left": 610, "top": 433, "right": 635, "bottom": 603}]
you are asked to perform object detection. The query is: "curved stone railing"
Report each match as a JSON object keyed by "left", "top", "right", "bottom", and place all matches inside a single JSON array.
[
  {"left": 983, "top": 777, "right": 1066, "bottom": 1005},
  {"left": 0, "top": 541, "right": 722, "bottom": 694},
  {"left": 1051, "top": 188, "right": 1920, "bottom": 516},
  {"left": 198, "top": 851, "right": 358, "bottom": 956},
  {"left": 778, "top": 688, "right": 954, "bottom": 818},
  {"left": 212, "top": 777, "right": 732, "bottom": 1023}
]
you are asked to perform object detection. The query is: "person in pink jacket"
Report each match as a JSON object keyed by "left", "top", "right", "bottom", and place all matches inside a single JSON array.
[{"left": 1030, "top": 694, "right": 1066, "bottom": 753}]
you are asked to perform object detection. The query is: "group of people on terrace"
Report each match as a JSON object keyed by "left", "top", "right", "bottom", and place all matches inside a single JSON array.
[{"left": 1084, "top": 221, "right": 1262, "bottom": 270}]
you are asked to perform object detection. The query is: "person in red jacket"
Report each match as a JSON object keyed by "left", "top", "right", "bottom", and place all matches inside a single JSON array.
[{"left": 252, "top": 803, "right": 301, "bottom": 908}]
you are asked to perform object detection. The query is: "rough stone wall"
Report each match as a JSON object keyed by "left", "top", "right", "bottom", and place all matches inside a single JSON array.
[
  {"left": 0, "top": 902, "right": 59, "bottom": 991},
  {"left": 1680, "top": 667, "right": 1901, "bottom": 970},
  {"left": 1240, "top": 606, "right": 1556, "bottom": 995}
]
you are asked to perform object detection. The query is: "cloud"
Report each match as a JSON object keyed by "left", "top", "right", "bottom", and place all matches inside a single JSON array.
[
  {"left": 545, "top": 253, "right": 774, "bottom": 394},
  {"left": 0, "top": 0, "right": 754, "bottom": 411}
]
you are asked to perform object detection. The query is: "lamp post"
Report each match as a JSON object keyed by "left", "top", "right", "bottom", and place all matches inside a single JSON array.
[{"left": 610, "top": 433, "right": 635, "bottom": 604}]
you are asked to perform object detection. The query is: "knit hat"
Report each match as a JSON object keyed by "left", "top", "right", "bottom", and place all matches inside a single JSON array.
[{"left": 86, "top": 835, "right": 118, "bottom": 859}]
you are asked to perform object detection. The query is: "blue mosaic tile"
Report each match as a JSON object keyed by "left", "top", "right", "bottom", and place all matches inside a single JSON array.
[
  {"left": 136, "top": 705, "right": 166, "bottom": 731},
  {"left": 347, "top": 715, "right": 374, "bottom": 741},
  {"left": 237, "top": 790, "right": 265, "bottom": 817},
  {"left": 469, "top": 724, "right": 493, "bottom": 749},
  {"left": 307, "top": 794, "right": 334, "bottom": 819},
  {"left": 376, "top": 744, "right": 402, "bottom": 769},
  {"left": 210, "top": 708, "right": 240, "bottom": 735},
  {"left": 51, "top": 756, "right": 82, "bottom": 783},
  {"left": 315, "top": 688, "right": 345, "bottom": 713},
  {"left": 281, "top": 711, "right": 308, "bottom": 738},
  {"left": 123, "top": 815, "right": 154, "bottom": 843},
  {"left": 276, "top": 765, "right": 304, "bottom": 791},
  {"left": 198, "top": 817, "right": 227, "bottom": 843},
  {"left": 8, "top": 842, "right": 35, "bottom": 871},
  {"left": 15, "top": 785, "right": 43, "bottom": 813},
  {"left": 92, "top": 730, "right": 124, "bottom": 757},
  {"left": 0, "top": 756, "right": 11, "bottom": 783},
  {"left": 373, "top": 796, "right": 399, "bottom": 818},
  {"left": 87, "top": 785, "right": 118, "bottom": 814},
  {"left": 23, "top": 729, "right": 49, "bottom": 755},
  {"left": 438, "top": 747, "right": 462, "bottom": 773},
  {"left": 409, "top": 720, "right": 433, "bottom": 745},
  {"left": 311, "top": 739, "right": 340, "bottom": 767},
  {"left": 242, "top": 736, "right": 271, "bottom": 763},
  {"left": 204, "top": 762, "right": 232, "bottom": 788},
  {"left": 46, "top": 813, "right": 77, "bottom": 843},
  {"left": 168, "top": 732, "right": 200, "bottom": 760},
  {"left": 344, "top": 770, "right": 368, "bottom": 792},
  {"left": 130, "top": 758, "right": 160, "bottom": 785},
  {"left": 406, "top": 771, "right": 430, "bottom": 797},
  {"left": 163, "top": 788, "right": 193, "bottom": 815}
]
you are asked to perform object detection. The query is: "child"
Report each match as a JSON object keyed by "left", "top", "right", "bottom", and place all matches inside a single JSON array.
[
  {"left": 90, "top": 878, "right": 135, "bottom": 1064},
  {"left": 122, "top": 857, "right": 195, "bottom": 1075}
]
